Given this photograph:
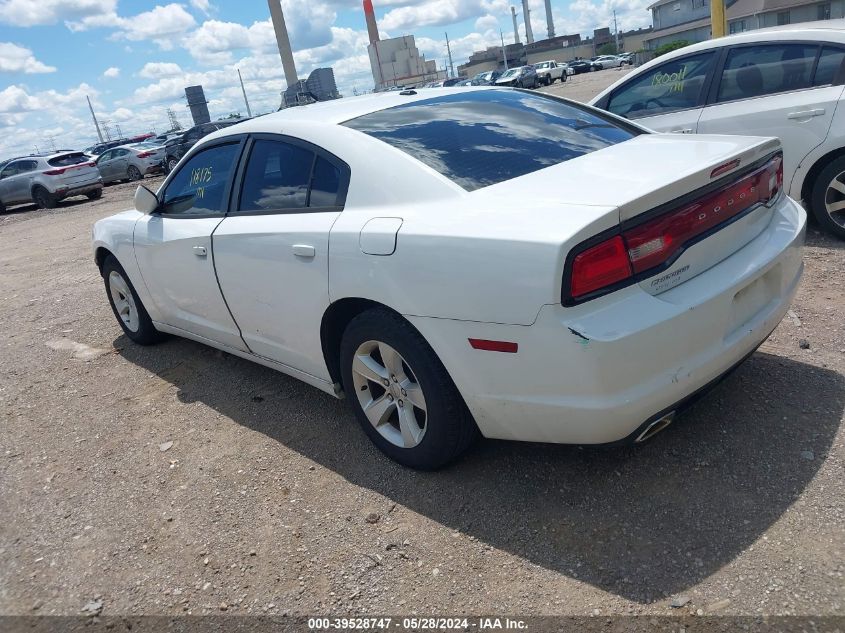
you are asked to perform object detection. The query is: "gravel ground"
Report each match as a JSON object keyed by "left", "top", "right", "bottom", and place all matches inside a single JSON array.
[{"left": 1, "top": 83, "right": 843, "bottom": 621}]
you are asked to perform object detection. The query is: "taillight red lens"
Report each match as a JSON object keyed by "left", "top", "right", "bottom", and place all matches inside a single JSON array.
[
  {"left": 570, "top": 235, "right": 632, "bottom": 298},
  {"left": 43, "top": 168, "right": 67, "bottom": 175},
  {"left": 136, "top": 151, "right": 153, "bottom": 158},
  {"left": 566, "top": 152, "right": 783, "bottom": 303}
]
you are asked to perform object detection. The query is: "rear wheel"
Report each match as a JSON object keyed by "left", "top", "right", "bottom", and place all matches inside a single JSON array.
[
  {"left": 810, "top": 155, "right": 845, "bottom": 239},
  {"left": 86, "top": 189, "right": 102, "bottom": 200},
  {"left": 127, "top": 165, "right": 142, "bottom": 181},
  {"left": 101, "top": 255, "right": 163, "bottom": 345},
  {"left": 167, "top": 157, "right": 179, "bottom": 173},
  {"left": 32, "top": 186, "right": 56, "bottom": 209},
  {"left": 340, "top": 308, "right": 478, "bottom": 469}
]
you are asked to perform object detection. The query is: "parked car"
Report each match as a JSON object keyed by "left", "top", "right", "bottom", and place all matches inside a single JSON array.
[
  {"left": 567, "top": 60, "right": 595, "bottom": 74},
  {"left": 454, "top": 79, "right": 474, "bottom": 86},
  {"left": 533, "top": 60, "right": 567, "bottom": 85},
  {"left": 93, "top": 88, "right": 805, "bottom": 469},
  {"left": 494, "top": 65, "right": 539, "bottom": 88},
  {"left": 163, "top": 122, "right": 234, "bottom": 173},
  {"left": 0, "top": 152, "right": 102, "bottom": 211},
  {"left": 442, "top": 78, "right": 465, "bottom": 87},
  {"left": 617, "top": 52, "right": 635, "bottom": 65},
  {"left": 96, "top": 143, "right": 165, "bottom": 184},
  {"left": 590, "top": 21, "right": 845, "bottom": 239},
  {"left": 593, "top": 55, "right": 624, "bottom": 69},
  {"left": 472, "top": 70, "right": 502, "bottom": 85}
]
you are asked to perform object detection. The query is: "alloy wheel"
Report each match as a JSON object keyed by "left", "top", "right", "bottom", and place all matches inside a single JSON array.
[
  {"left": 351, "top": 340, "right": 428, "bottom": 449},
  {"left": 824, "top": 170, "right": 845, "bottom": 228},
  {"left": 108, "top": 271, "right": 140, "bottom": 332}
]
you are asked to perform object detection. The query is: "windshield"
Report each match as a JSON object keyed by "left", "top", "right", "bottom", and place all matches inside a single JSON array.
[
  {"left": 499, "top": 69, "right": 518, "bottom": 78},
  {"left": 343, "top": 90, "right": 638, "bottom": 192}
]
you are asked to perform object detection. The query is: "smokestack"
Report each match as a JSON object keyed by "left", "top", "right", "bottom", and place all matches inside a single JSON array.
[
  {"left": 544, "top": 0, "right": 555, "bottom": 39},
  {"left": 510, "top": 6, "right": 521, "bottom": 44},
  {"left": 364, "top": 0, "right": 379, "bottom": 44},
  {"left": 267, "top": 0, "right": 298, "bottom": 87},
  {"left": 522, "top": 0, "right": 534, "bottom": 44}
]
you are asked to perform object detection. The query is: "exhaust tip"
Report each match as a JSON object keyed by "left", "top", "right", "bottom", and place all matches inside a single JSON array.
[{"left": 635, "top": 412, "right": 675, "bottom": 443}]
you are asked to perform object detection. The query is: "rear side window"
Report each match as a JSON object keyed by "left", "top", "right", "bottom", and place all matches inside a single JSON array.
[
  {"left": 237, "top": 139, "right": 344, "bottom": 212},
  {"left": 239, "top": 140, "right": 313, "bottom": 211},
  {"left": 716, "top": 44, "right": 816, "bottom": 102},
  {"left": 607, "top": 52, "right": 715, "bottom": 118},
  {"left": 813, "top": 46, "right": 845, "bottom": 86},
  {"left": 48, "top": 153, "right": 88, "bottom": 167},
  {"left": 343, "top": 90, "right": 637, "bottom": 192}
]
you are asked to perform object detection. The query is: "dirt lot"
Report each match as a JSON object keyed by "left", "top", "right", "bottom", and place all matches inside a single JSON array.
[{"left": 1, "top": 80, "right": 844, "bottom": 622}]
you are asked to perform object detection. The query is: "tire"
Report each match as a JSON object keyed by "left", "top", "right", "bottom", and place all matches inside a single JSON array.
[
  {"left": 339, "top": 308, "right": 478, "bottom": 470},
  {"left": 101, "top": 255, "right": 163, "bottom": 345},
  {"left": 32, "top": 186, "right": 57, "bottom": 209},
  {"left": 809, "top": 155, "right": 845, "bottom": 240},
  {"left": 86, "top": 189, "right": 102, "bottom": 200},
  {"left": 167, "top": 157, "right": 179, "bottom": 173},
  {"left": 127, "top": 165, "right": 142, "bottom": 181},
  {"left": 0, "top": 200, "right": 5, "bottom": 213}
]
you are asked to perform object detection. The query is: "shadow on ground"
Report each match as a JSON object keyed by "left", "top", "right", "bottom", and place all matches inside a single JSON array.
[{"left": 117, "top": 337, "right": 844, "bottom": 603}]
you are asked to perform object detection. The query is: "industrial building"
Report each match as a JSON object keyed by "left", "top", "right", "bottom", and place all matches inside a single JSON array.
[
  {"left": 644, "top": 0, "right": 844, "bottom": 49},
  {"left": 282, "top": 68, "right": 341, "bottom": 108},
  {"left": 364, "top": 0, "right": 446, "bottom": 90},
  {"left": 267, "top": 0, "right": 341, "bottom": 108}
]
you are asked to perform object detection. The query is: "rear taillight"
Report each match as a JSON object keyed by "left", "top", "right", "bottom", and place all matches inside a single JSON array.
[
  {"left": 43, "top": 167, "right": 68, "bottom": 175},
  {"left": 565, "top": 152, "right": 783, "bottom": 304},
  {"left": 136, "top": 151, "right": 154, "bottom": 158}
]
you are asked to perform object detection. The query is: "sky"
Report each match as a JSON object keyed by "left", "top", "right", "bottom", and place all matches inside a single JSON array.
[{"left": 0, "top": 0, "right": 653, "bottom": 156}]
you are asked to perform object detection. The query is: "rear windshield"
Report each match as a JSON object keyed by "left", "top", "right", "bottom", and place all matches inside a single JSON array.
[
  {"left": 48, "top": 153, "right": 89, "bottom": 167},
  {"left": 343, "top": 90, "right": 638, "bottom": 191}
]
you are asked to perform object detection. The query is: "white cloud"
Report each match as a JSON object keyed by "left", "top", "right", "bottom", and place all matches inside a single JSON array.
[
  {"left": 139, "top": 62, "right": 184, "bottom": 79},
  {"left": 0, "top": 0, "right": 115, "bottom": 26},
  {"left": 190, "top": 0, "right": 212, "bottom": 13},
  {"left": 380, "top": 0, "right": 509, "bottom": 30},
  {"left": 0, "top": 43, "right": 56, "bottom": 74},
  {"left": 68, "top": 3, "right": 196, "bottom": 50},
  {"left": 0, "top": 85, "right": 41, "bottom": 113},
  {"left": 102, "top": 66, "right": 120, "bottom": 78}
]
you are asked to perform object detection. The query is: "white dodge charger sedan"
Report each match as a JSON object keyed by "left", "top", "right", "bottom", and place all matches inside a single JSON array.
[{"left": 93, "top": 88, "right": 806, "bottom": 469}]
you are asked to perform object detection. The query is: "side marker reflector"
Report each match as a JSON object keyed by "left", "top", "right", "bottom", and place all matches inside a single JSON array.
[{"left": 468, "top": 338, "right": 518, "bottom": 353}]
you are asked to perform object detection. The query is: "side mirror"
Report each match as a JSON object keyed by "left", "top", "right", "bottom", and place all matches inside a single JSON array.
[{"left": 134, "top": 185, "right": 159, "bottom": 214}]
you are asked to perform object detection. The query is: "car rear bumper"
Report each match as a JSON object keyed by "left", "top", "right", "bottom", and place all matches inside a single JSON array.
[
  {"left": 407, "top": 195, "right": 807, "bottom": 445},
  {"left": 55, "top": 180, "right": 103, "bottom": 200}
]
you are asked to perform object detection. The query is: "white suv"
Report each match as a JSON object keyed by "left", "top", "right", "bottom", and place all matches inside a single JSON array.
[
  {"left": 590, "top": 21, "right": 845, "bottom": 239},
  {"left": 0, "top": 151, "right": 102, "bottom": 211}
]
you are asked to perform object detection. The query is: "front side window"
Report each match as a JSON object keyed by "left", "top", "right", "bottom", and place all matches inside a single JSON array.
[
  {"left": 344, "top": 90, "right": 636, "bottom": 192},
  {"left": 239, "top": 140, "right": 313, "bottom": 211},
  {"left": 160, "top": 142, "right": 240, "bottom": 216},
  {"left": 607, "top": 52, "right": 715, "bottom": 118},
  {"left": 813, "top": 46, "right": 845, "bottom": 86},
  {"left": 716, "top": 44, "right": 816, "bottom": 102}
]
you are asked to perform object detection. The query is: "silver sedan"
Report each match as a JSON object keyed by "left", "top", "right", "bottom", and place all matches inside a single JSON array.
[{"left": 95, "top": 143, "right": 165, "bottom": 184}]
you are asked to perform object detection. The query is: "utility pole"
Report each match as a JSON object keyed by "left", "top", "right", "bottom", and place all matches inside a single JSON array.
[
  {"left": 445, "top": 32, "right": 455, "bottom": 78},
  {"left": 500, "top": 29, "right": 509, "bottom": 70},
  {"left": 46, "top": 135, "right": 56, "bottom": 152},
  {"left": 711, "top": 0, "right": 727, "bottom": 37},
  {"left": 237, "top": 68, "right": 253, "bottom": 118},
  {"left": 115, "top": 124, "right": 123, "bottom": 139},
  {"left": 613, "top": 9, "right": 620, "bottom": 52},
  {"left": 87, "top": 95, "right": 104, "bottom": 143}
]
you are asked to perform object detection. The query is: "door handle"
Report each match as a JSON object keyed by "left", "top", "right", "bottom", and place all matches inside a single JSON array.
[
  {"left": 670, "top": 128, "right": 693, "bottom": 134},
  {"left": 192, "top": 246, "right": 207, "bottom": 256},
  {"left": 292, "top": 244, "right": 315, "bottom": 258},
  {"left": 787, "top": 108, "right": 825, "bottom": 120}
]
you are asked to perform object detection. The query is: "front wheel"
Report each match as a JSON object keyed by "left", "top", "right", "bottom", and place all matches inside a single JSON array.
[
  {"left": 101, "top": 255, "right": 163, "bottom": 345},
  {"left": 340, "top": 308, "right": 478, "bottom": 469},
  {"left": 166, "top": 157, "right": 179, "bottom": 173},
  {"left": 86, "top": 189, "right": 102, "bottom": 200},
  {"left": 810, "top": 155, "right": 845, "bottom": 239},
  {"left": 127, "top": 165, "right": 142, "bottom": 181}
]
